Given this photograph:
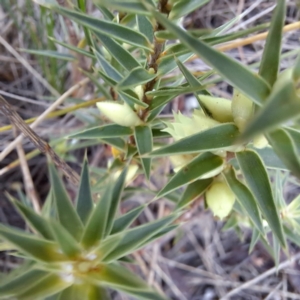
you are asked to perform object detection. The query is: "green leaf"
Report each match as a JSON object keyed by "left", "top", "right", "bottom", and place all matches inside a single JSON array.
[
  {"left": 259, "top": 0, "right": 285, "bottom": 87},
  {"left": 236, "top": 150, "right": 286, "bottom": 248},
  {"left": 240, "top": 68, "right": 300, "bottom": 141},
  {"left": 0, "top": 269, "right": 49, "bottom": 297},
  {"left": 105, "top": 167, "right": 128, "bottom": 236},
  {"left": 111, "top": 205, "right": 145, "bottom": 234},
  {"left": 0, "top": 224, "right": 63, "bottom": 262},
  {"left": 58, "top": 284, "right": 109, "bottom": 300},
  {"left": 117, "top": 67, "right": 156, "bottom": 90},
  {"left": 20, "top": 49, "right": 75, "bottom": 61},
  {"left": 249, "top": 146, "right": 288, "bottom": 170},
  {"left": 68, "top": 124, "right": 133, "bottom": 139},
  {"left": 157, "top": 152, "right": 224, "bottom": 198},
  {"left": 284, "top": 225, "right": 300, "bottom": 247},
  {"left": 94, "top": 0, "right": 153, "bottom": 15},
  {"left": 249, "top": 228, "right": 261, "bottom": 253},
  {"left": 50, "top": 220, "right": 82, "bottom": 258},
  {"left": 100, "top": 137, "right": 127, "bottom": 151},
  {"left": 176, "top": 58, "right": 211, "bottom": 114},
  {"left": 137, "top": 15, "right": 154, "bottom": 43},
  {"left": 223, "top": 167, "right": 265, "bottom": 236},
  {"left": 267, "top": 129, "right": 300, "bottom": 177},
  {"left": 88, "top": 263, "right": 165, "bottom": 300},
  {"left": 102, "top": 215, "right": 175, "bottom": 262},
  {"left": 94, "top": 32, "right": 140, "bottom": 71},
  {"left": 7, "top": 194, "right": 53, "bottom": 240},
  {"left": 49, "top": 163, "right": 83, "bottom": 240},
  {"left": 149, "top": 123, "right": 240, "bottom": 156},
  {"left": 50, "top": 38, "right": 95, "bottom": 59},
  {"left": 119, "top": 90, "right": 149, "bottom": 108},
  {"left": 177, "top": 178, "right": 212, "bottom": 209},
  {"left": 151, "top": 10, "right": 270, "bottom": 105},
  {"left": 52, "top": 7, "right": 152, "bottom": 50},
  {"left": 76, "top": 157, "right": 94, "bottom": 224},
  {"left": 18, "top": 274, "right": 70, "bottom": 300},
  {"left": 134, "top": 126, "right": 153, "bottom": 179},
  {"left": 81, "top": 184, "right": 113, "bottom": 248},
  {"left": 169, "top": 0, "right": 210, "bottom": 19}
]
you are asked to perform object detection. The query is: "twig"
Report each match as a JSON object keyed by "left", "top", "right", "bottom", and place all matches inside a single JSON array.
[
  {"left": 0, "top": 96, "right": 80, "bottom": 185},
  {"left": 221, "top": 252, "right": 300, "bottom": 299},
  {"left": 13, "top": 128, "right": 41, "bottom": 213},
  {"left": 0, "top": 77, "right": 89, "bottom": 161}
]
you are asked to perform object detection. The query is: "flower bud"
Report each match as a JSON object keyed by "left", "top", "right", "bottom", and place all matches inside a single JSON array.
[
  {"left": 206, "top": 181, "right": 235, "bottom": 219},
  {"left": 97, "top": 101, "right": 143, "bottom": 127},
  {"left": 253, "top": 134, "right": 269, "bottom": 149},
  {"left": 231, "top": 89, "right": 254, "bottom": 132},
  {"left": 198, "top": 95, "right": 233, "bottom": 123}
]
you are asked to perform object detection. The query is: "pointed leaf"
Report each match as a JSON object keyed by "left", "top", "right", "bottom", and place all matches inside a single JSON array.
[
  {"left": 88, "top": 263, "right": 165, "bottom": 300},
  {"left": 267, "top": 128, "right": 300, "bottom": 177},
  {"left": 69, "top": 124, "right": 133, "bottom": 140},
  {"left": 102, "top": 215, "right": 175, "bottom": 262},
  {"left": 137, "top": 15, "right": 154, "bottom": 43},
  {"left": 7, "top": 194, "right": 53, "bottom": 240},
  {"left": 49, "top": 163, "right": 83, "bottom": 240},
  {"left": 236, "top": 150, "right": 286, "bottom": 248},
  {"left": 149, "top": 123, "right": 240, "bottom": 156},
  {"left": 240, "top": 68, "right": 300, "bottom": 141},
  {"left": 76, "top": 158, "right": 94, "bottom": 224},
  {"left": 94, "top": 32, "right": 140, "bottom": 71},
  {"left": 249, "top": 228, "right": 261, "bottom": 253},
  {"left": 169, "top": 0, "right": 210, "bottom": 19},
  {"left": 50, "top": 221, "right": 82, "bottom": 258},
  {"left": 20, "top": 49, "right": 75, "bottom": 61},
  {"left": 117, "top": 67, "right": 156, "bottom": 90},
  {"left": 0, "top": 269, "right": 48, "bottom": 297},
  {"left": 223, "top": 167, "right": 265, "bottom": 236},
  {"left": 157, "top": 152, "right": 224, "bottom": 198},
  {"left": 52, "top": 7, "right": 152, "bottom": 50},
  {"left": 100, "top": 137, "right": 127, "bottom": 151},
  {"left": 111, "top": 205, "right": 145, "bottom": 234},
  {"left": 0, "top": 224, "right": 63, "bottom": 262},
  {"left": 105, "top": 167, "right": 128, "bottom": 235},
  {"left": 151, "top": 10, "right": 270, "bottom": 105},
  {"left": 81, "top": 184, "right": 112, "bottom": 248},
  {"left": 177, "top": 178, "right": 212, "bottom": 209},
  {"left": 18, "top": 274, "right": 70, "bottom": 300},
  {"left": 259, "top": 0, "right": 285, "bottom": 86},
  {"left": 134, "top": 126, "right": 153, "bottom": 179}
]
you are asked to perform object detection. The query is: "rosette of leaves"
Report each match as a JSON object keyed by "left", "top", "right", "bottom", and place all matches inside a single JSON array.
[
  {"left": 0, "top": 160, "right": 173, "bottom": 300},
  {"left": 30, "top": 0, "right": 300, "bottom": 261}
]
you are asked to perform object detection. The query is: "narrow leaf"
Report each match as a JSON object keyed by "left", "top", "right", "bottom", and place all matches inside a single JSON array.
[
  {"left": 149, "top": 123, "right": 240, "bottom": 156},
  {"left": 117, "top": 67, "right": 156, "bottom": 90},
  {"left": 151, "top": 10, "right": 270, "bottom": 105},
  {"left": 259, "top": 0, "right": 285, "bottom": 86},
  {"left": 0, "top": 224, "right": 63, "bottom": 262},
  {"left": 157, "top": 152, "right": 224, "bottom": 198},
  {"left": 223, "top": 167, "right": 265, "bottom": 236},
  {"left": 69, "top": 125, "right": 132, "bottom": 139},
  {"left": 81, "top": 184, "right": 112, "bottom": 248},
  {"left": 50, "top": 221, "right": 82, "bottom": 258},
  {"left": 18, "top": 274, "right": 70, "bottom": 300},
  {"left": 177, "top": 178, "right": 212, "bottom": 209},
  {"left": 105, "top": 167, "right": 128, "bottom": 236},
  {"left": 76, "top": 157, "right": 94, "bottom": 224},
  {"left": 267, "top": 128, "right": 300, "bottom": 177},
  {"left": 134, "top": 126, "right": 153, "bottom": 179},
  {"left": 20, "top": 49, "right": 75, "bottom": 61},
  {"left": 102, "top": 215, "right": 175, "bottom": 262},
  {"left": 49, "top": 163, "right": 83, "bottom": 240},
  {"left": 7, "top": 194, "right": 53, "bottom": 240},
  {"left": 111, "top": 205, "right": 145, "bottom": 234},
  {"left": 94, "top": 32, "right": 140, "bottom": 71},
  {"left": 52, "top": 7, "right": 152, "bottom": 50},
  {"left": 0, "top": 269, "right": 48, "bottom": 297},
  {"left": 169, "top": 0, "right": 210, "bottom": 19},
  {"left": 236, "top": 150, "right": 286, "bottom": 248}
]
